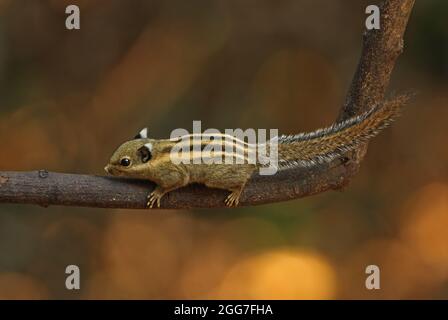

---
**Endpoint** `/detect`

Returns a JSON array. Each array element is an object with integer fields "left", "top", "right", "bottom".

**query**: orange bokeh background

[{"left": 0, "top": 0, "right": 447, "bottom": 299}]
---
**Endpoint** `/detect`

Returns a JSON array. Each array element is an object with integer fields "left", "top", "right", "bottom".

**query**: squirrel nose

[{"left": 104, "top": 165, "right": 111, "bottom": 174}]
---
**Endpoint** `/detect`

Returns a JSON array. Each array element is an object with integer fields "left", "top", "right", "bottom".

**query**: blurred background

[{"left": 0, "top": 0, "right": 447, "bottom": 299}]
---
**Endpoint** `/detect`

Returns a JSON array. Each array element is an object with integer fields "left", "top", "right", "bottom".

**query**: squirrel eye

[{"left": 120, "top": 158, "right": 131, "bottom": 167}]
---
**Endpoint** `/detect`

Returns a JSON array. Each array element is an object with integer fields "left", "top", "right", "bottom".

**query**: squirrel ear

[
  {"left": 134, "top": 127, "right": 149, "bottom": 139},
  {"left": 137, "top": 144, "right": 152, "bottom": 163}
]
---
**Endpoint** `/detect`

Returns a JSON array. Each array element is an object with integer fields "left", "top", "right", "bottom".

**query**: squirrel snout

[{"left": 104, "top": 165, "right": 112, "bottom": 174}]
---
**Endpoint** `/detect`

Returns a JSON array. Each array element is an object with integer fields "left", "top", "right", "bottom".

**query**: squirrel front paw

[
  {"left": 146, "top": 188, "right": 164, "bottom": 208},
  {"left": 224, "top": 190, "right": 242, "bottom": 207}
]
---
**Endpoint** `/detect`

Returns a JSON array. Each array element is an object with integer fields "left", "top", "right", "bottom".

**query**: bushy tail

[{"left": 276, "top": 95, "right": 410, "bottom": 169}]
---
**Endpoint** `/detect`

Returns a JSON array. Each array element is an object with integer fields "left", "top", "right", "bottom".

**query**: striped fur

[{"left": 167, "top": 133, "right": 258, "bottom": 165}]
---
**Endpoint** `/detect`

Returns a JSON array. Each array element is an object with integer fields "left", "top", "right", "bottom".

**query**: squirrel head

[{"left": 105, "top": 128, "right": 154, "bottom": 177}]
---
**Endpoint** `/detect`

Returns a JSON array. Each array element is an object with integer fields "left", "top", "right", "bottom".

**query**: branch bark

[{"left": 0, "top": 0, "right": 415, "bottom": 209}]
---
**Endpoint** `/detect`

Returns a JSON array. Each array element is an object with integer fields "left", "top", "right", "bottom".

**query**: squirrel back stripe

[{"left": 276, "top": 95, "right": 410, "bottom": 169}]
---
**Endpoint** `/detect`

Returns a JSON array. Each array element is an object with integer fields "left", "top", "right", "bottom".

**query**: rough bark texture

[{"left": 0, "top": 0, "right": 415, "bottom": 209}]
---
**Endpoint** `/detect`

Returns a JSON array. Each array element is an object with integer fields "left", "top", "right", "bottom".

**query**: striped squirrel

[{"left": 105, "top": 96, "right": 408, "bottom": 208}]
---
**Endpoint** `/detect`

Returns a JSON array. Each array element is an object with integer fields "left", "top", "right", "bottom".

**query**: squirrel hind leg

[{"left": 204, "top": 178, "right": 247, "bottom": 207}]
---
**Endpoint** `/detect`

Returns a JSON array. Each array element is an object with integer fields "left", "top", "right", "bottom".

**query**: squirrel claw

[
  {"left": 146, "top": 190, "right": 162, "bottom": 208},
  {"left": 225, "top": 191, "right": 241, "bottom": 207}
]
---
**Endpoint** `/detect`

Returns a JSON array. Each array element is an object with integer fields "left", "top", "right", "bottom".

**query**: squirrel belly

[{"left": 186, "top": 163, "right": 256, "bottom": 193}]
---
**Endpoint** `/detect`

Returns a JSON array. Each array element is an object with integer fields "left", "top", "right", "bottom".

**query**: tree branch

[{"left": 0, "top": 0, "right": 415, "bottom": 209}]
